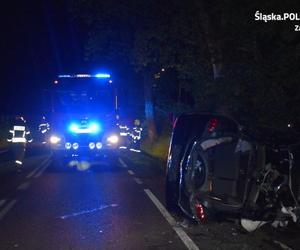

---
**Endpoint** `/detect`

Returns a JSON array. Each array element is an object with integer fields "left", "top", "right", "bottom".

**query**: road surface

[{"left": 0, "top": 146, "right": 299, "bottom": 250}]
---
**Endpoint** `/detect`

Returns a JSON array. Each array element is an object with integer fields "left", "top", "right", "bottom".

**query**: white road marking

[
  {"left": 0, "top": 199, "right": 17, "bottom": 220},
  {"left": 26, "top": 157, "right": 50, "bottom": 178},
  {"left": 59, "top": 204, "right": 118, "bottom": 219},
  {"left": 34, "top": 160, "right": 51, "bottom": 178},
  {"left": 144, "top": 189, "right": 200, "bottom": 250},
  {"left": 127, "top": 170, "right": 135, "bottom": 175},
  {"left": 0, "top": 199, "right": 6, "bottom": 208},
  {"left": 17, "top": 181, "right": 30, "bottom": 190},
  {"left": 118, "top": 157, "right": 128, "bottom": 168},
  {"left": 0, "top": 149, "right": 8, "bottom": 154},
  {"left": 133, "top": 177, "right": 143, "bottom": 185}
]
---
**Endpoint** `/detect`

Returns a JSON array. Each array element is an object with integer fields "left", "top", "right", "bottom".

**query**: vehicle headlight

[
  {"left": 107, "top": 134, "right": 119, "bottom": 144},
  {"left": 89, "top": 142, "right": 95, "bottom": 149},
  {"left": 73, "top": 142, "right": 79, "bottom": 150},
  {"left": 96, "top": 142, "right": 103, "bottom": 149},
  {"left": 50, "top": 135, "right": 61, "bottom": 144}
]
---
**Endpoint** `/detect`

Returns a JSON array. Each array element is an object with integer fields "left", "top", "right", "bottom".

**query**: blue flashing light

[
  {"left": 69, "top": 123, "right": 79, "bottom": 133},
  {"left": 76, "top": 74, "right": 91, "bottom": 78},
  {"left": 89, "top": 122, "right": 101, "bottom": 133},
  {"left": 68, "top": 122, "right": 102, "bottom": 134},
  {"left": 58, "top": 74, "right": 72, "bottom": 78},
  {"left": 94, "top": 73, "right": 111, "bottom": 78},
  {"left": 57, "top": 73, "right": 111, "bottom": 79}
]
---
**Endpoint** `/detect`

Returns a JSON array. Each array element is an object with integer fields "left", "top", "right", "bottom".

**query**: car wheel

[
  {"left": 166, "top": 114, "right": 210, "bottom": 214},
  {"left": 183, "top": 142, "right": 211, "bottom": 222}
]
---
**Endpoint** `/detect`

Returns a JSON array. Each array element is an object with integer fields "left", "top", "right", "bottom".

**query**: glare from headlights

[
  {"left": 107, "top": 135, "right": 119, "bottom": 144},
  {"left": 50, "top": 135, "right": 61, "bottom": 144}
]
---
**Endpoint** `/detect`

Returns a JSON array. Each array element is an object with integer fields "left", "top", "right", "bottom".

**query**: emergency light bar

[
  {"left": 58, "top": 73, "right": 111, "bottom": 79},
  {"left": 95, "top": 73, "right": 111, "bottom": 78},
  {"left": 69, "top": 122, "right": 102, "bottom": 134}
]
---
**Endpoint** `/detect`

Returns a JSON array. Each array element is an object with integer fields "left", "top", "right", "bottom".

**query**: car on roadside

[{"left": 166, "top": 113, "right": 300, "bottom": 232}]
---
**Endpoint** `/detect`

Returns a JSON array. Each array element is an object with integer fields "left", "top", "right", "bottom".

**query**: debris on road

[
  {"left": 59, "top": 204, "right": 118, "bottom": 219},
  {"left": 273, "top": 240, "right": 293, "bottom": 250}
]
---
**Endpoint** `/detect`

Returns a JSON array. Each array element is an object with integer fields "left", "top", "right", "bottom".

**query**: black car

[{"left": 166, "top": 113, "right": 300, "bottom": 231}]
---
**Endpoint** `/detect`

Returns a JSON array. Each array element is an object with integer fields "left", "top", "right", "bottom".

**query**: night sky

[{"left": 0, "top": 0, "right": 84, "bottom": 115}]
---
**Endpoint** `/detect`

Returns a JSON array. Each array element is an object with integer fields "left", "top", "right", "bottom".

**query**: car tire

[
  {"left": 182, "top": 141, "right": 213, "bottom": 223},
  {"left": 165, "top": 145, "right": 182, "bottom": 212},
  {"left": 165, "top": 114, "right": 211, "bottom": 214}
]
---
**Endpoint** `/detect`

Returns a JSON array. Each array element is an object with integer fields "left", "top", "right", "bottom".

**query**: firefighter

[
  {"left": 38, "top": 116, "right": 50, "bottom": 144},
  {"left": 118, "top": 123, "right": 130, "bottom": 149},
  {"left": 7, "top": 116, "right": 33, "bottom": 171},
  {"left": 130, "top": 119, "right": 143, "bottom": 152},
  {"left": 38, "top": 116, "right": 50, "bottom": 134}
]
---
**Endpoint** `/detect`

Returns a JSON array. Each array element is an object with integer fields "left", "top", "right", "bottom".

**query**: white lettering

[
  {"left": 284, "top": 13, "right": 290, "bottom": 20},
  {"left": 255, "top": 11, "right": 260, "bottom": 20},
  {"left": 290, "top": 13, "right": 296, "bottom": 20}
]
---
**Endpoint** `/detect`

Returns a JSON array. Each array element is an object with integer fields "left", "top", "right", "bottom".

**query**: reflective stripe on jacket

[{"left": 8, "top": 125, "right": 32, "bottom": 143}]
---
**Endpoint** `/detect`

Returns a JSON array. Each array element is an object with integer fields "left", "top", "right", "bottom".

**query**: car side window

[{"left": 219, "top": 117, "right": 239, "bottom": 136}]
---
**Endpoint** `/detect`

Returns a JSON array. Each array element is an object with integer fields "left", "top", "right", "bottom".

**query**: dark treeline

[{"left": 71, "top": 0, "right": 300, "bottom": 134}]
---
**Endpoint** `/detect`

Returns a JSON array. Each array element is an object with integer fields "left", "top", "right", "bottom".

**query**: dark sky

[{"left": 0, "top": 0, "right": 84, "bottom": 115}]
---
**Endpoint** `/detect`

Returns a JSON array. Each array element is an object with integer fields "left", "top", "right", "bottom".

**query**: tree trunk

[
  {"left": 196, "top": 1, "right": 223, "bottom": 80},
  {"left": 144, "top": 71, "right": 157, "bottom": 143},
  {"left": 196, "top": 0, "right": 229, "bottom": 114}
]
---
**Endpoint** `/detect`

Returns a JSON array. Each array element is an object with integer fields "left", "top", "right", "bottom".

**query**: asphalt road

[
  {"left": 0, "top": 147, "right": 192, "bottom": 250},
  {"left": 0, "top": 146, "right": 299, "bottom": 250}
]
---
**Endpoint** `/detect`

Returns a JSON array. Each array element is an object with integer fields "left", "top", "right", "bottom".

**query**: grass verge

[{"left": 141, "top": 133, "right": 171, "bottom": 164}]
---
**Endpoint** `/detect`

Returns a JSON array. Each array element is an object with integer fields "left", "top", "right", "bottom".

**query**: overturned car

[{"left": 166, "top": 113, "right": 300, "bottom": 231}]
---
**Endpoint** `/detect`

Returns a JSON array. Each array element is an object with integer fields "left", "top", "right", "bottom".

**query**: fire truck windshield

[{"left": 51, "top": 77, "right": 115, "bottom": 114}]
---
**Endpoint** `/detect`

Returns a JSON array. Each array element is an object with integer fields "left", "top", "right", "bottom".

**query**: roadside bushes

[
  {"left": 0, "top": 116, "right": 11, "bottom": 148},
  {"left": 141, "top": 116, "right": 172, "bottom": 162}
]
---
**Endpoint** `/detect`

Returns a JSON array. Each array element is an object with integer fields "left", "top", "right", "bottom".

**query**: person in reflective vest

[
  {"left": 119, "top": 124, "right": 130, "bottom": 137},
  {"left": 118, "top": 122, "right": 131, "bottom": 149},
  {"left": 38, "top": 116, "right": 50, "bottom": 134},
  {"left": 38, "top": 116, "right": 50, "bottom": 144},
  {"left": 7, "top": 116, "right": 33, "bottom": 171},
  {"left": 130, "top": 119, "right": 143, "bottom": 152}
]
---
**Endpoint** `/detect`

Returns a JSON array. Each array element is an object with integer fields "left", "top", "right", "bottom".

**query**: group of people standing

[{"left": 6, "top": 115, "right": 143, "bottom": 171}]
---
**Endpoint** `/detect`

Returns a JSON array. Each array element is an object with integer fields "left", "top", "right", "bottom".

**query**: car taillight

[
  {"left": 195, "top": 203, "right": 205, "bottom": 221},
  {"left": 208, "top": 118, "right": 218, "bottom": 132}
]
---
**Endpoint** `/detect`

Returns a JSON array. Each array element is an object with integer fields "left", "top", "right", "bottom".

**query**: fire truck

[{"left": 46, "top": 73, "right": 122, "bottom": 158}]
